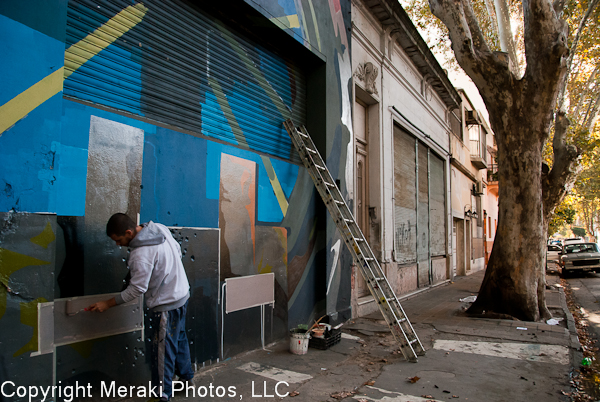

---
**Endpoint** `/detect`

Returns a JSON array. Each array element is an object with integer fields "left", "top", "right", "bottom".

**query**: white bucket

[{"left": 289, "top": 330, "right": 310, "bottom": 355}]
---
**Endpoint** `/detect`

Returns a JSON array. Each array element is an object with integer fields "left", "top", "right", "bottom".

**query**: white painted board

[
  {"left": 225, "top": 273, "right": 274, "bottom": 313},
  {"left": 52, "top": 293, "right": 143, "bottom": 346}
]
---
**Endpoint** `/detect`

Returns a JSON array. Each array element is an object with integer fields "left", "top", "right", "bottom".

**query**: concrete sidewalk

[{"left": 171, "top": 270, "right": 580, "bottom": 401}]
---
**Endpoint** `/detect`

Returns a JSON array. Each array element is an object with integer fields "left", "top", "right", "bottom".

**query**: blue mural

[{"left": 0, "top": 0, "right": 353, "bottom": 395}]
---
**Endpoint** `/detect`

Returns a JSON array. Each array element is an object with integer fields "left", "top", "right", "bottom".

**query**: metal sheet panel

[
  {"left": 84, "top": 116, "right": 144, "bottom": 295},
  {"left": 64, "top": 0, "right": 307, "bottom": 163}
]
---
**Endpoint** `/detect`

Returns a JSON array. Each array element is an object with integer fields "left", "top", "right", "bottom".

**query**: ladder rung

[
  {"left": 334, "top": 200, "right": 344, "bottom": 205},
  {"left": 408, "top": 339, "right": 418, "bottom": 345},
  {"left": 299, "top": 132, "right": 309, "bottom": 138},
  {"left": 324, "top": 182, "right": 335, "bottom": 187},
  {"left": 315, "top": 165, "right": 326, "bottom": 171},
  {"left": 354, "top": 238, "right": 365, "bottom": 242},
  {"left": 364, "top": 257, "right": 374, "bottom": 261},
  {"left": 306, "top": 148, "right": 317, "bottom": 154}
]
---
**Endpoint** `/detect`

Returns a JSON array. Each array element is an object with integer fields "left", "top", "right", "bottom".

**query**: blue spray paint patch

[
  {"left": 205, "top": 141, "right": 222, "bottom": 201},
  {"left": 257, "top": 162, "right": 284, "bottom": 223},
  {"left": 50, "top": 142, "right": 88, "bottom": 216},
  {"left": 0, "top": 14, "right": 65, "bottom": 105},
  {"left": 140, "top": 127, "right": 218, "bottom": 228},
  {"left": 200, "top": 91, "right": 238, "bottom": 145}
]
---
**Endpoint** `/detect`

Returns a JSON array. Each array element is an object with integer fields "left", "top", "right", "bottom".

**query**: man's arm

[{"left": 87, "top": 297, "right": 117, "bottom": 313}]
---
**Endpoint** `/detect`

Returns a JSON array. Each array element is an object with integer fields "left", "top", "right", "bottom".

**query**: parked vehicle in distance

[
  {"left": 559, "top": 242, "right": 600, "bottom": 276},
  {"left": 563, "top": 237, "right": 584, "bottom": 246}
]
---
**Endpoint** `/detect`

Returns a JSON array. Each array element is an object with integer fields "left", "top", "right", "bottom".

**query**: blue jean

[{"left": 151, "top": 301, "right": 193, "bottom": 399}]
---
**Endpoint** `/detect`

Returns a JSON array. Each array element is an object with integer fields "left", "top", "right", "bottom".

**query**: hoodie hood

[{"left": 129, "top": 221, "right": 166, "bottom": 248}]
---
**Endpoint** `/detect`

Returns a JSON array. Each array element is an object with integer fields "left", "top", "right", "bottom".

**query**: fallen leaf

[
  {"left": 365, "top": 380, "right": 375, "bottom": 386},
  {"left": 421, "top": 395, "right": 434, "bottom": 398},
  {"left": 289, "top": 391, "right": 299, "bottom": 397},
  {"left": 453, "top": 396, "right": 459, "bottom": 398},
  {"left": 381, "top": 358, "right": 388, "bottom": 363},
  {"left": 408, "top": 376, "right": 420, "bottom": 383},
  {"left": 369, "top": 362, "right": 375, "bottom": 365},
  {"left": 331, "top": 391, "right": 354, "bottom": 399}
]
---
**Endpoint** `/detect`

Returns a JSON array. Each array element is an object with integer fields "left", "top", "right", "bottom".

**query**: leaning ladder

[{"left": 284, "top": 119, "right": 425, "bottom": 363}]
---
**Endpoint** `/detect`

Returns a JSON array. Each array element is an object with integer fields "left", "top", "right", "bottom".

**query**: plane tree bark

[{"left": 428, "top": 0, "right": 579, "bottom": 320}]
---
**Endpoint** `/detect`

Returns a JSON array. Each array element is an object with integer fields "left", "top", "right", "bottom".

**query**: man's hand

[{"left": 87, "top": 298, "right": 117, "bottom": 313}]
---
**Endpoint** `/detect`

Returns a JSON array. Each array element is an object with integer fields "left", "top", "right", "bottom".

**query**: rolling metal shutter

[
  {"left": 393, "top": 126, "right": 417, "bottom": 264},
  {"left": 394, "top": 125, "right": 447, "bottom": 285},
  {"left": 64, "top": 0, "right": 307, "bottom": 162}
]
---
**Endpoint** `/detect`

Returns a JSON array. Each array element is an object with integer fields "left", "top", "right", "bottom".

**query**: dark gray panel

[
  {"left": 169, "top": 227, "right": 220, "bottom": 366},
  {"left": 55, "top": 331, "right": 151, "bottom": 390}
]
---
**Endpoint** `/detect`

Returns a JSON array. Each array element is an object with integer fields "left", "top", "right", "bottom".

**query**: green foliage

[
  {"left": 572, "top": 227, "right": 587, "bottom": 237},
  {"left": 548, "top": 202, "right": 576, "bottom": 236}
]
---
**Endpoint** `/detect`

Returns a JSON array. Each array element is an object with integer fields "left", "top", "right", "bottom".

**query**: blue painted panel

[
  {"left": 0, "top": 95, "right": 62, "bottom": 213},
  {"left": 0, "top": 14, "right": 65, "bottom": 105},
  {"left": 140, "top": 128, "right": 219, "bottom": 228}
]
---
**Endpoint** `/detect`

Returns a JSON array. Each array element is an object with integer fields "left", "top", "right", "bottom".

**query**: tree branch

[
  {"left": 556, "top": 0, "right": 600, "bottom": 111},
  {"left": 428, "top": 0, "right": 515, "bottom": 110},
  {"left": 523, "top": 0, "right": 569, "bottom": 86},
  {"left": 542, "top": 111, "right": 582, "bottom": 224}
]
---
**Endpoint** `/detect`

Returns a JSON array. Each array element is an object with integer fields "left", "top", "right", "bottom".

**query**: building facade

[
  {"left": 0, "top": 0, "right": 354, "bottom": 392},
  {"left": 450, "top": 89, "right": 495, "bottom": 276},
  {"left": 350, "top": 0, "right": 461, "bottom": 316}
]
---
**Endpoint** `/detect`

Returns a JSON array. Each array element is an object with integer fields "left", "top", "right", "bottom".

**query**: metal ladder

[{"left": 284, "top": 119, "right": 425, "bottom": 363}]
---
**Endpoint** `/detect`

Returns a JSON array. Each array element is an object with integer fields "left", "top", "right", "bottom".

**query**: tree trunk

[
  {"left": 428, "top": 0, "right": 572, "bottom": 322},
  {"left": 467, "top": 116, "right": 550, "bottom": 321}
]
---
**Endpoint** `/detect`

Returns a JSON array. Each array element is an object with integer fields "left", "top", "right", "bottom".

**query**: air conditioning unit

[
  {"left": 474, "top": 181, "right": 484, "bottom": 195},
  {"left": 466, "top": 110, "right": 480, "bottom": 125}
]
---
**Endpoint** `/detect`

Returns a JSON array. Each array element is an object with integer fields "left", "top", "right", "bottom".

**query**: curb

[{"left": 558, "top": 284, "right": 583, "bottom": 368}]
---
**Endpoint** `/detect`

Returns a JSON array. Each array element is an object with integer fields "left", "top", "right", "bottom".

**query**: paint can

[{"left": 289, "top": 329, "right": 310, "bottom": 355}]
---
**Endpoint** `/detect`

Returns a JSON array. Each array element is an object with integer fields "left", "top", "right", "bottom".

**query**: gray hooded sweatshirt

[{"left": 115, "top": 221, "right": 190, "bottom": 311}]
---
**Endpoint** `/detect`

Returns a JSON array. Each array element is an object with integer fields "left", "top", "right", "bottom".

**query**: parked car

[
  {"left": 559, "top": 242, "right": 600, "bottom": 276},
  {"left": 546, "top": 244, "right": 562, "bottom": 271}
]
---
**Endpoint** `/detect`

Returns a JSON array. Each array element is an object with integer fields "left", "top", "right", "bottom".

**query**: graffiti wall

[{"left": 0, "top": 0, "right": 352, "bottom": 395}]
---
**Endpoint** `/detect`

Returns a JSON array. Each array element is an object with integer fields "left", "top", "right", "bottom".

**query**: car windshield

[{"left": 564, "top": 243, "right": 599, "bottom": 254}]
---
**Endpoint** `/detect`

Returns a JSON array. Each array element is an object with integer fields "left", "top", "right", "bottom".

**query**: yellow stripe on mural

[
  {"left": 0, "top": 68, "right": 64, "bottom": 134},
  {"left": 261, "top": 156, "right": 289, "bottom": 216},
  {"left": 0, "top": 3, "right": 147, "bottom": 135},
  {"left": 64, "top": 3, "right": 148, "bottom": 78}
]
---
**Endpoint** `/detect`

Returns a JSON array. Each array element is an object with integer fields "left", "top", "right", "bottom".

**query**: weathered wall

[{"left": 0, "top": 0, "right": 352, "bottom": 393}]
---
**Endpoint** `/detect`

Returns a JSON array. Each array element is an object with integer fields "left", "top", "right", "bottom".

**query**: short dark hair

[{"left": 106, "top": 213, "right": 137, "bottom": 237}]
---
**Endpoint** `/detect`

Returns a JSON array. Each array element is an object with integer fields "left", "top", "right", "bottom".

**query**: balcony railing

[
  {"left": 469, "top": 125, "right": 487, "bottom": 169},
  {"left": 487, "top": 163, "right": 498, "bottom": 182}
]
